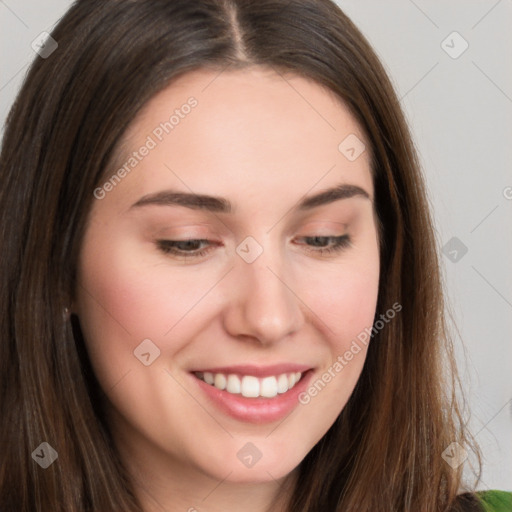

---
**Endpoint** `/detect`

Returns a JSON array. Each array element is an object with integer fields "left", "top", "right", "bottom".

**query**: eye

[
  {"left": 295, "top": 235, "right": 352, "bottom": 255},
  {"left": 156, "top": 239, "right": 214, "bottom": 259},
  {"left": 155, "top": 234, "right": 352, "bottom": 260}
]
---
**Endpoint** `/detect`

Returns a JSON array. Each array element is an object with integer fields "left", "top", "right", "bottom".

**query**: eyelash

[{"left": 156, "top": 235, "right": 351, "bottom": 259}]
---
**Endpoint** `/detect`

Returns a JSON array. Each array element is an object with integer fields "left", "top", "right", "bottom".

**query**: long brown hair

[{"left": 0, "top": 0, "right": 480, "bottom": 510}]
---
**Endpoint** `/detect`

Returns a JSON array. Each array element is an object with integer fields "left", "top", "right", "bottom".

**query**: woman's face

[{"left": 76, "top": 67, "right": 380, "bottom": 486}]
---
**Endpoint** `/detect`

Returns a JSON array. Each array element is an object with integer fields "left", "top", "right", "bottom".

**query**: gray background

[{"left": 1, "top": 0, "right": 510, "bottom": 492}]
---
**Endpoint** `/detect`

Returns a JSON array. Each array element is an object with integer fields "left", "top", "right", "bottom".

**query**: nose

[{"left": 222, "top": 243, "right": 305, "bottom": 346}]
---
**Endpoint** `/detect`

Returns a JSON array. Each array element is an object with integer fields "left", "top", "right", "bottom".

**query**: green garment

[{"left": 477, "top": 490, "right": 512, "bottom": 512}]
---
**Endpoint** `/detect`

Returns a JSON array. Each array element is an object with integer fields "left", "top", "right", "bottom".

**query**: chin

[{"left": 193, "top": 442, "right": 305, "bottom": 484}]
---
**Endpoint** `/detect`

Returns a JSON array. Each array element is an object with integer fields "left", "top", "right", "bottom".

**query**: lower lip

[{"left": 190, "top": 370, "right": 314, "bottom": 424}]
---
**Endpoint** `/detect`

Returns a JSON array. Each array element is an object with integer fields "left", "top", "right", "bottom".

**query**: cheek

[
  {"left": 328, "top": 271, "right": 379, "bottom": 339},
  {"left": 301, "top": 239, "right": 379, "bottom": 379},
  {"left": 308, "top": 251, "right": 380, "bottom": 345},
  {"left": 77, "top": 225, "right": 210, "bottom": 335},
  {"left": 75, "top": 229, "right": 190, "bottom": 386},
  {"left": 294, "top": 256, "right": 379, "bottom": 432},
  {"left": 317, "top": 269, "right": 378, "bottom": 384}
]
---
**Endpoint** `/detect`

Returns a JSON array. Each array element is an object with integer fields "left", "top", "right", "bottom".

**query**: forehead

[{"left": 103, "top": 66, "right": 373, "bottom": 213}]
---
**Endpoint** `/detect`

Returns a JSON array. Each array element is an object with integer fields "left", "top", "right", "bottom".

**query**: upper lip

[{"left": 191, "top": 363, "right": 313, "bottom": 378}]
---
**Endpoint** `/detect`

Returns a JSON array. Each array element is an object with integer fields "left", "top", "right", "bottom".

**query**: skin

[{"left": 75, "top": 66, "right": 380, "bottom": 512}]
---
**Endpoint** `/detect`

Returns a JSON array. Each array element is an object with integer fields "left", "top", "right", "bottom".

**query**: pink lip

[
  {"left": 189, "top": 368, "right": 314, "bottom": 424},
  {"left": 190, "top": 363, "right": 312, "bottom": 378}
]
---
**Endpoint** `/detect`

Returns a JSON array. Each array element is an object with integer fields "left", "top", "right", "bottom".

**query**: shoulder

[{"left": 475, "top": 490, "right": 512, "bottom": 512}]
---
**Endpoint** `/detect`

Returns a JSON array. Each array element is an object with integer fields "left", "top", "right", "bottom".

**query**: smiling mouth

[{"left": 193, "top": 371, "right": 304, "bottom": 398}]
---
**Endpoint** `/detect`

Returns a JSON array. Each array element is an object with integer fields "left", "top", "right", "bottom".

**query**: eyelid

[
  {"left": 291, "top": 218, "right": 348, "bottom": 230},
  {"left": 155, "top": 233, "right": 352, "bottom": 260},
  {"left": 293, "top": 234, "right": 352, "bottom": 255},
  {"left": 152, "top": 224, "right": 216, "bottom": 237}
]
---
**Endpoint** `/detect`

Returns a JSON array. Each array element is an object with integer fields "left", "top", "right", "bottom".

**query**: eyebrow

[{"left": 129, "top": 183, "right": 370, "bottom": 214}]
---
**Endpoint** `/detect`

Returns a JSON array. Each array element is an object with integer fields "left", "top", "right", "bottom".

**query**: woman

[{"left": 0, "top": 0, "right": 510, "bottom": 510}]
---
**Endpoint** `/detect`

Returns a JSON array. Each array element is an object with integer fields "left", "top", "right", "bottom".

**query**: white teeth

[
  {"left": 214, "top": 373, "right": 226, "bottom": 390},
  {"left": 241, "top": 376, "right": 260, "bottom": 397},
  {"left": 226, "top": 374, "right": 241, "bottom": 394},
  {"left": 260, "top": 376, "right": 278, "bottom": 398},
  {"left": 196, "top": 371, "right": 304, "bottom": 398},
  {"left": 277, "top": 374, "right": 289, "bottom": 393}
]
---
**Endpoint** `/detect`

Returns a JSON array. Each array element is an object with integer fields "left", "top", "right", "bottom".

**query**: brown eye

[{"left": 156, "top": 239, "right": 213, "bottom": 258}]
